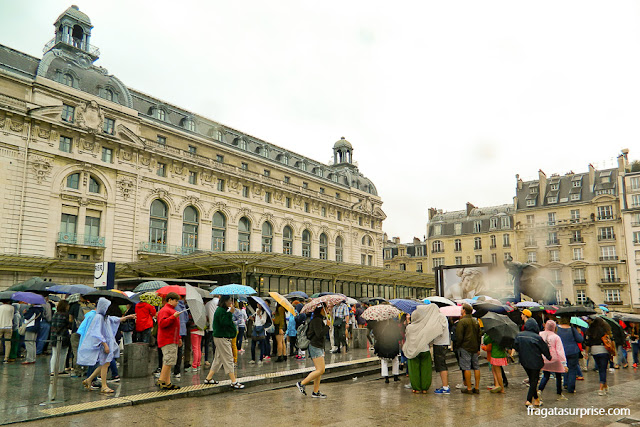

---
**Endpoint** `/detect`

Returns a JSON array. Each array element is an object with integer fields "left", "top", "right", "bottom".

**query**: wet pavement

[
  {"left": 16, "top": 362, "right": 640, "bottom": 427},
  {"left": 0, "top": 345, "right": 376, "bottom": 425}
]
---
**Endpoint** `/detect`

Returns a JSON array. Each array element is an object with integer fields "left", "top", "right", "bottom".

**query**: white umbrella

[
  {"left": 345, "top": 297, "right": 358, "bottom": 306},
  {"left": 185, "top": 283, "right": 207, "bottom": 330}
]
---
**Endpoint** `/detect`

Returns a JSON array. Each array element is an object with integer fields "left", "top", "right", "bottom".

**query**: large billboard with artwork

[{"left": 436, "top": 264, "right": 491, "bottom": 300}]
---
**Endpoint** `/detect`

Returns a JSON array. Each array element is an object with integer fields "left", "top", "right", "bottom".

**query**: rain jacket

[
  {"left": 157, "top": 303, "right": 180, "bottom": 348},
  {"left": 77, "top": 298, "right": 120, "bottom": 366},
  {"left": 454, "top": 313, "right": 481, "bottom": 353},
  {"left": 513, "top": 318, "right": 551, "bottom": 370},
  {"left": 135, "top": 302, "right": 156, "bottom": 332},
  {"left": 402, "top": 304, "right": 447, "bottom": 360},
  {"left": 539, "top": 320, "right": 566, "bottom": 373}
]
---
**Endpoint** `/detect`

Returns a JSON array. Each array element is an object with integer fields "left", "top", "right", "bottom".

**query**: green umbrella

[{"left": 7, "top": 277, "right": 44, "bottom": 291}]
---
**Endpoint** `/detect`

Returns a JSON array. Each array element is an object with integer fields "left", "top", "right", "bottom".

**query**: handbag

[
  {"left": 602, "top": 334, "right": 616, "bottom": 356},
  {"left": 252, "top": 325, "right": 265, "bottom": 340},
  {"left": 18, "top": 314, "right": 40, "bottom": 336}
]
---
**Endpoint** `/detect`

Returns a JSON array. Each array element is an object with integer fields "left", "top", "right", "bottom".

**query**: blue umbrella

[
  {"left": 287, "top": 291, "right": 309, "bottom": 299},
  {"left": 11, "top": 291, "right": 46, "bottom": 305},
  {"left": 133, "top": 280, "right": 169, "bottom": 292},
  {"left": 599, "top": 306, "right": 610, "bottom": 313},
  {"left": 248, "top": 296, "right": 272, "bottom": 317},
  {"left": 389, "top": 299, "right": 425, "bottom": 314},
  {"left": 210, "top": 284, "right": 256, "bottom": 295},
  {"left": 236, "top": 295, "right": 248, "bottom": 303},
  {"left": 47, "top": 284, "right": 95, "bottom": 295}
]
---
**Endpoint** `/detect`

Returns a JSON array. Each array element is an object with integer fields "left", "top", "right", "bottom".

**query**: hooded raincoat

[
  {"left": 539, "top": 320, "right": 566, "bottom": 373},
  {"left": 77, "top": 298, "right": 121, "bottom": 367},
  {"left": 514, "top": 318, "right": 551, "bottom": 370}
]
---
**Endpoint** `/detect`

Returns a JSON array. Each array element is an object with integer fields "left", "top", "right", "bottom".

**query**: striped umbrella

[{"left": 133, "top": 281, "right": 169, "bottom": 293}]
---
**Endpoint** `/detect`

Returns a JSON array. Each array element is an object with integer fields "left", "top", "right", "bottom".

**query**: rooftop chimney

[{"left": 466, "top": 202, "right": 476, "bottom": 216}]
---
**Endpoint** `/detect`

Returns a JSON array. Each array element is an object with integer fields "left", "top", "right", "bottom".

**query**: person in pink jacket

[{"left": 538, "top": 320, "right": 568, "bottom": 401}]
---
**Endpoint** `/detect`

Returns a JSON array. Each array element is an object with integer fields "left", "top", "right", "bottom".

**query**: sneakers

[
  {"left": 557, "top": 394, "right": 568, "bottom": 401},
  {"left": 204, "top": 361, "right": 211, "bottom": 367},
  {"left": 455, "top": 383, "right": 465, "bottom": 389},
  {"left": 264, "top": 356, "right": 271, "bottom": 360},
  {"left": 174, "top": 373, "right": 181, "bottom": 379},
  {"left": 598, "top": 389, "right": 605, "bottom": 396},
  {"left": 296, "top": 381, "right": 306, "bottom": 395},
  {"left": 311, "top": 391, "right": 327, "bottom": 398},
  {"left": 634, "top": 363, "right": 638, "bottom": 368},
  {"left": 258, "top": 361, "right": 263, "bottom": 366},
  {"left": 108, "top": 376, "right": 120, "bottom": 382},
  {"left": 248, "top": 360, "right": 256, "bottom": 364},
  {"left": 434, "top": 387, "right": 451, "bottom": 395}
]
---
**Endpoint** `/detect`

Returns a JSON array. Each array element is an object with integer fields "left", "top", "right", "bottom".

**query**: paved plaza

[{"left": 11, "top": 359, "right": 640, "bottom": 427}]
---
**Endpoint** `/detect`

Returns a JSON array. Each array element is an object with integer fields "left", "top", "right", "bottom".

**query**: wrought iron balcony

[
  {"left": 569, "top": 237, "right": 584, "bottom": 244},
  {"left": 601, "top": 277, "right": 621, "bottom": 283},
  {"left": 598, "top": 234, "right": 615, "bottom": 241},
  {"left": 139, "top": 241, "right": 167, "bottom": 254},
  {"left": 573, "top": 279, "right": 587, "bottom": 284},
  {"left": 57, "top": 232, "right": 106, "bottom": 248},
  {"left": 546, "top": 240, "right": 560, "bottom": 246},
  {"left": 524, "top": 240, "right": 537, "bottom": 248},
  {"left": 599, "top": 256, "right": 619, "bottom": 261}
]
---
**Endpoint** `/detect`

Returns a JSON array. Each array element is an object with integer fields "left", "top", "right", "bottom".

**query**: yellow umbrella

[{"left": 268, "top": 291, "right": 296, "bottom": 315}]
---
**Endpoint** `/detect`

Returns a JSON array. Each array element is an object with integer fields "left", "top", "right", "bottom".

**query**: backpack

[{"left": 296, "top": 320, "right": 311, "bottom": 350}]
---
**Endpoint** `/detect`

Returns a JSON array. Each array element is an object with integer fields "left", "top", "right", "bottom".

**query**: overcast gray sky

[{"left": 2, "top": 1, "right": 638, "bottom": 241}]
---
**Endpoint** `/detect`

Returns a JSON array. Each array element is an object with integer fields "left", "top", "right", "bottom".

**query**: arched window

[
  {"left": 302, "top": 229, "right": 311, "bottom": 257},
  {"left": 66, "top": 173, "right": 80, "bottom": 189},
  {"left": 238, "top": 217, "right": 251, "bottom": 251},
  {"left": 62, "top": 73, "right": 74, "bottom": 87},
  {"left": 362, "top": 235, "right": 372, "bottom": 246},
  {"left": 238, "top": 139, "right": 247, "bottom": 150},
  {"left": 88, "top": 176, "right": 100, "bottom": 193},
  {"left": 156, "top": 108, "right": 165, "bottom": 121},
  {"left": 211, "top": 212, "right": 226, "bottom": 252},
  {"left": 432, "top": 240, "right": 443, "bottom": 253},
  {"left": 282, "top": 155, "right": 289, "bottom": 165},
  {"left": 149, "top": 200, "right": 168, "bottom": 252},
  {"left": 300, "top": 162, "right": 307, "bottom": 172},
  {"left": 104, "top": 89, "right": 114, "bottom": 102},
  {"left": 335, "top": 236, "right": 344, "bottom": 262},
  {"left": 283, "top": 225, "right": 293, "bottom": 255},
  {"left": 215, "top": 130, "right": 224, "bottom": 141},
  {"left": 261, "top": 221, "right": 273, "bottom": 253},
  {"left": 182, "top": 206, "right": 199, "bottom": 252},
  {"left": 183, "top": 118, "right": 196, "bottom": 132},
  {"left": 319, "top": 233, "right": 328, "bottom": 260}
]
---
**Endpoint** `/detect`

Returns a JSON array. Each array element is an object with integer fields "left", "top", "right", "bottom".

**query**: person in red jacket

[
  {"left": 135, "top": 301, "right": 157, "bottom": 343},
  {"left": 157, "top": 293, "right": 182, "bottom": 390}
]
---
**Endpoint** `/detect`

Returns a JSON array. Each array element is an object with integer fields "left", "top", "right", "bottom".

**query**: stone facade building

[
  {"left": 513, "top": 154, "right": 630, "bottom": 308},
  {"left": 0, "top": 7, "right": 387, "bottom": 288},
  {"left": 619, "top": 153, "right": 640, "bottom": 308},
  {"left": 382, "top": 236, "right": 428, "bottom": 274},
  {"left": 426, "top": 203, "right": 515, "bottom": 270}
]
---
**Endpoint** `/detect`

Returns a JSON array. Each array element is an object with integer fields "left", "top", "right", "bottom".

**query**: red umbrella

[{"left": 156, "top": 285, "right": 186, "bottom": 296}]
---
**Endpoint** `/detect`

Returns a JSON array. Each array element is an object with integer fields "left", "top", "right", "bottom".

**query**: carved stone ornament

[
  {"left": 76, "top": 101, "right": 105, "bottom": 134},
  {"left": 81, "top": 138, "right": 96, "bottom": 152},
  {"left": 152, "top": 188, "right": 169, "bottom": 199},
  {"left": 118, "top": 178, "right": 134, "bottom": 200},
  {"left": 31, "top": 156, "right": 52, "bottom": 184},
  {"left": 9, "top": 119, "right": 23, "bottom": 133},
  {"left": 0, "top": 115, "right": 5, "bottom": 129},
  {"left": 140, "top": 156, "right": 151, "bottom": 167},
  {"left": 37, "top": 127, "right": 50, "bottom": 140},
  {"left": 121, "top": 150, "right": 133, "bottom": 161},
  {"left": 185, "top": 195, "right": 200, "bottom": 206}
]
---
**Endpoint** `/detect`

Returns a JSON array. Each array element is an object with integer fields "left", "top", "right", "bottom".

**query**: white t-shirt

[
  {"left": 0, "top": 304, "right": 14, "bottom": 329},
  {"left": 205, "top": 298, "right": 219, "bottom": 330},
  {"left": 432, "top": 322, "right": 451, "bottom": 346}
]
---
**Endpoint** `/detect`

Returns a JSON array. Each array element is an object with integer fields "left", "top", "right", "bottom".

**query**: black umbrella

[
  {"left": 472, "top": 302, "right": 513, "bottom": 318},
  {"left": 480, "top": 311, "right": 519, "bottom": 348},
  {"left": 598, "top": 315, "right": 625, "bottom": 346},
  {"left": 555, "top": 306, "right": 596, "bottom": 317},
  {"left": 84, "top": 290, "right": 134, "bottom": 306}
]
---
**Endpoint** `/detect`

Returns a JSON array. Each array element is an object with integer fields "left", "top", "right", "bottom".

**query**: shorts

[
  {"left": 458, "top": 348, "right": 479, "bottom": 371},
  {"left": 161, "top": 343, "right": 178, "bottom": 366},
  {"left": 433, "top": 345, "right": 449, "bottom": 372},
  {"left": 308, "top": 344, "right": 325, "bottom": 360}
]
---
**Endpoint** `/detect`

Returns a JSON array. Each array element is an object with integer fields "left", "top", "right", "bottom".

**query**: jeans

[
  {"left": 288, "top": 336, "right": 297, "bottom": 356},
  {"left": 524, "top": 367, "right": 540, "bottom": 402},
  {"left": 251, "top": 338, "right": 266, "bottom": 361},
  {"left": 632, "top": 343, "right": 639, "bottom": 365},
  {"left": 619, "top": 346, "right": 628, "bottom": 366},
  {"left": 593, "top": 353, "right": 609, "bottom": 384},
  {"left": 123, "top": 331, "right": 133, "bottom": 345},
  {"left": 36, "top": 321, "right": 50, "bottom": 354},
  {"left": 25, "top": 331, "right": 37, "bottom": 362},
  {"left": 539, "top": 371, "right": 562, "bottom": 394},
  {"left": 136, "top": 328, "right": 152, "bottom": 344},
  {"left": 203, "top": 331, "right": 213, "bottom": 362},
  {"left": 50, "top": 345, "right": 69, "bottom": 374},
  {"left": 236, "top": 327, "right": 245, "bottom": 351},
  {"left": 563, "top": 353, "right": 579, "bottom": 393}
]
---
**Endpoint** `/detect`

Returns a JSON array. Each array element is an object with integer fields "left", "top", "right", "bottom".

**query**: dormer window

[
  {"left": 155, "top": 108, "right": 165, "bottom": 121},
  {"left": 529, "top": 186, "right": 538, "bottom": 194},
  {"left": 316, "top": 168, "right": 323, "bottom": 178},
  {"left": 300, "top": 162, "right": 307, "bottom": 172},
  {"left": 238, "top": 139, "right": 247, "bottom": 150},
  {"left": 62, "top": 73, "right": 74, "bottom": 87},
  {"left": 547, "top": 196, "right": 558, "bottom": 204},
  {"left": 182, "top": 118, "right": 196, "bottom": 132},
  {"left": 550, "top": 183, "right": 559, "bottom": 190},
  {"left": 215, "top": 130, "right": 223, "bottom": 141},
  {"left": 572, "top": 180, "right": 581, "bottom": 187},
  {"left": 282, "top": 155, "right": 289, "bottom": 165}
]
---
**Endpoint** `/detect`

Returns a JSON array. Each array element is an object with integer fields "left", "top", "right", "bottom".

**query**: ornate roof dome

[
  {"left": 333, "top": 136, "right": 353, "bottom": 150},
  {"left": 56, "top": 5, "right": 92, "bottom": 26}
]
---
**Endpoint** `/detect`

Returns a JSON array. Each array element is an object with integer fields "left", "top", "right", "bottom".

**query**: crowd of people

[{"left": 1, "top": 292, "right": 639, "bottom": 407}]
